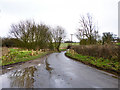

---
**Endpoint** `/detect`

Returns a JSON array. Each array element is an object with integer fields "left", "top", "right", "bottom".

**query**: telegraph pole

[
  {"left": 70, "top": 34, "right": 73, "bottom": 45},
  {"left": 118, "top": 1, "right": 120, "bottom": 38}
]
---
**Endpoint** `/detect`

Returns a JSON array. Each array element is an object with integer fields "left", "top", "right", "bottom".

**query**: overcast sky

[{"left": 0, "top": 0, "right": 119, "bottom": 41}]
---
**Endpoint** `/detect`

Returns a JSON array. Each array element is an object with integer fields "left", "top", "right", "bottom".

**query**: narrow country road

[{"left": 0, "top": 52, "right": 118, "bottom": 88}]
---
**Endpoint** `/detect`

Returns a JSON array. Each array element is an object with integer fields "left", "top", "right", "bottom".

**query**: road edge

[{"left": 65, "top": 52, "right": 119, "bottom": 79}]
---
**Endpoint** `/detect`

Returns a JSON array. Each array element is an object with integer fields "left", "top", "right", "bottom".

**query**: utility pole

[
  {"left": 70, "top": 34, "right": 73, "bottom": 45},
  {"left": 118, "top": 1, "right": 120, "bottom": 38}
]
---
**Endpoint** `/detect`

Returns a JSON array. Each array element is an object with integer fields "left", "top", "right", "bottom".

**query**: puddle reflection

[
  {"left": 1, "top": 58, "right": 53, "bottom": 88},
  {"left": 45, "top": 58, "right": 53, "bottom": 74},
  {"left": 8, "top": 66, "right": 37, "bottom": 88}
]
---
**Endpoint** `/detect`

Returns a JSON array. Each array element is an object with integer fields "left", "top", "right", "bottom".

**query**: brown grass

[
  {"left": 0, "top": 47, "right": 2, "bottom": 57},
  {"left": 2, "top": 47, "right": 9, "bottom": 56}
]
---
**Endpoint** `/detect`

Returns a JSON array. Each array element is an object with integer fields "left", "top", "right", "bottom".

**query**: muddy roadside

[{"left": 0, "top": 53, "right": 51, "bottom": 75}]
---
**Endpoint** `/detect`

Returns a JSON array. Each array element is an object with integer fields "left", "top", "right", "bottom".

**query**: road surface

[{"left": 0, "top": 52, "right": 118, "bottom": 88}]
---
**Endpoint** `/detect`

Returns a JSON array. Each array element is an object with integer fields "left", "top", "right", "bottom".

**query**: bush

[{"left": 71, "top": 45, "right": 119, "bottom": 62}]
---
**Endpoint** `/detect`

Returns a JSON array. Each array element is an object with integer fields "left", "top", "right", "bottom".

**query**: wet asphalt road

[{"left": 0, "top": 52, "right": 118, "bottom": 88}]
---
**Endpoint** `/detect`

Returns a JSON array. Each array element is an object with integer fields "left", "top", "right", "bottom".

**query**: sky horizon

[{"left": 0, "top": 0, "right": 119, "bottom": 41}]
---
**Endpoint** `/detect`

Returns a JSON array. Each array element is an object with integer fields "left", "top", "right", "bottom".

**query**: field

[
  {"left": 1, "top": 48, "right": 50, "bottom": 66},
  {"left": 60, "top": 42, "right": 120, "bottom": 48},
  {"left": 116, "top": 43, "right": 120, "bottom": 45},
  {"left": 60, "top": 43, "right": 79, "bottom": 48}
]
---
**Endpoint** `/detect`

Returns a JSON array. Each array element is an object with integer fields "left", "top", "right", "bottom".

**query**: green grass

[
  {"left": 60, "top": 43, "right": 79, "bottom": 48},
  {"left": 66, "top": 52, "right": 120, "bottom": 73},
  {"left": 1, "top": 48, "right": 50, "bottom": 66},
  {"left": 116, "top": 43, "right": 120, "bottom": 45},
  {"left": 59, "top": 48, "right": 67, "bottom": 51}
]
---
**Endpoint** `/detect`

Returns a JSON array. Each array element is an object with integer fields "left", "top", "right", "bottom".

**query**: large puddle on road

[{"left": 0, "top": 58, "right": 52, "bottom": 88}]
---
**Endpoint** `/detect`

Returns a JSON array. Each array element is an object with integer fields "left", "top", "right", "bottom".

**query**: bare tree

[
  {"left": 10, "top": 20, "right": 36, "bottom": 49},
  {"left": 76, "top": 13, "right": 99, "bottom": 44},
  {"left": 35, "top": 24, "right": 52, "bottom": 49},
  {"left": 9, "top": 20, "right": 53, "bottom": 50},
  {"left": 102, "top": 32, "right": 115, "bottom": 44},
  {"left": 52, "top": 26, "right": 66, "bottom": 51}
]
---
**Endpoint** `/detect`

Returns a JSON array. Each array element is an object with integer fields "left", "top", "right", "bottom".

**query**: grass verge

[
  {"left": 1, "top": 48, "right": 52, "bottom": 66},
  {"left": 65, "top": 52, "right": 120, "bottom": 76}
]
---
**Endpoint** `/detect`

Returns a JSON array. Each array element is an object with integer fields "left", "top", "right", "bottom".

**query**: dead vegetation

[
  {"left": 71, "top": 45, "right": 119, "bottom": 61},
  {"left": 2, "top": 47, "right": 9, "bottom": 56}
]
